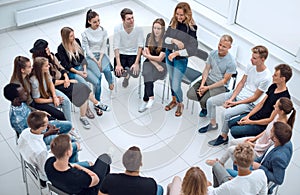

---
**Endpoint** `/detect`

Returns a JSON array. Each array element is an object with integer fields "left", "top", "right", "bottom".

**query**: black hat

[{"left": 29, "top": 39, "right": 48, "bottom": 53}]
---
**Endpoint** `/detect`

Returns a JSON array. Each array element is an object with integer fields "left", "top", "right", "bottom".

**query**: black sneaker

[
  {"left": 198, "top": 123, "right": 218, "bottom": 133},
  {"left": 208, "top": 135, "right": 228, "bottom": 146}
]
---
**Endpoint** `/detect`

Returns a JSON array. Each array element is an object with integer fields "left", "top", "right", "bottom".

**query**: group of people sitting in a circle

[{"left": 3, "top": 1, "right": 297, "bottom": 195}]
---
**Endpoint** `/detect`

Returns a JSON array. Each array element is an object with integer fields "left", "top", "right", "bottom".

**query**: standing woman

[
  {"left": 164, "top": 2, "right": 198, "bottom": 117},
  {"left": 138, "top": 18, "right": 167, "bottom": 112},
  {"left": 29, "top": 57, "right": 72, "bottom": 122},
  {"left": 82, "top": 9, "right": 114, "bottom": 91},
  {"left": 57, "top": 27, "right": 109, "bottom": 116},
  {"left": 10, "top": 56, "right": 65, "bottom": 121},
  {"left": 30, "top": 39, "right": 94, "bottom": 129}
]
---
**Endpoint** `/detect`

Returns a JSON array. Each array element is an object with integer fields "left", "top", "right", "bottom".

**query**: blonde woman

[
  {"left": 167, "top": 167, "right": 209, "bottom": 195},
  {"left": 57, "top": 27, "right": 110, "bottom": 116},
  {"left": 29, "top": 57, "right": 72, "bottom": 122},
  {"left": 164, "top": 2, "right": 198, "bottom": 117}
]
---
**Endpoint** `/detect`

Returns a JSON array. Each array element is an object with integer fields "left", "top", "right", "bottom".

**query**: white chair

[
  {"left": 268, "top": 181, "right": 279, "bottom": 195},
  {"left": 47, "top": 181, "right": 69, "bottom": 195},
  {"left": 21, "top": 155, "right": 44, "bottom": 195}
]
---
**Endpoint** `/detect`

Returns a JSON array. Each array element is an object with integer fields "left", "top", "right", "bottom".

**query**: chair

[
  {"left": 268, "top": 181, "right": 279, "bottom": 195},
  {"left": 22, "top": 155, "right": 44, "bottom": 195},
  {"left": 47, "top": 181, "right": 69, "bottom": 195},
  {"left": 182, "top": 67, "right": 203, "bottom": 114},
  {"left": 227, "top": 71, "right": 238, "bottom": 92}
]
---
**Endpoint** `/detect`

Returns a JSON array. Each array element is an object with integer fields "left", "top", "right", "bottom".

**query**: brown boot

[{"left": 165, "top": 96, "right": 178, "bottom": 111}]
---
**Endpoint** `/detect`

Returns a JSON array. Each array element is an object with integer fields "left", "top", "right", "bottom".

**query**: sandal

[
  {"left": 94, "top": 107, "right": 103, "bottom": 116},
  {"left": 85, "top": 106, "right": 95, "bottom": 119},
  {"left": 175, "top": 103, "right": 184, "bottom": 117},
  {"left": 165, "top": 100, "right": 178, "bottom": 111}
]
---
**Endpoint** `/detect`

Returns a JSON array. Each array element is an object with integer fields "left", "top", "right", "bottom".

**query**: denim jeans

[
  {"left": 69, "top": 142, "right": 90, "bottom": 168},
  {"left": 53, "top": 89, "right": 72, "bottom": 122},
  {"left": 157, "top": 184, "right": 164, "bottom": 195},
  {"left": 165, "top": 50, "right": 188, "bottom": 103},
  {"left": 43, "top": 120, "right": 72, "bottom": 146},
  {"left": 228, "top": 114, "right": 267, "bottom": 138},
  {"left": 86, "top": 53, "right": 113, "bottom": 85},
  {"left": 69, "top": 64, "right": 102, "bottom": 101}
]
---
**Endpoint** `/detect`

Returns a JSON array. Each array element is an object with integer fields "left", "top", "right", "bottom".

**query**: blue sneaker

[
  {"left": 198, "top": 123, "right": 218, "bottom": 133},
  {"left": 199, "top": 109, "right": 207, "bottom": 117},
  {"left": 208, "top": 135, "right": 228, "bottom": 146}
]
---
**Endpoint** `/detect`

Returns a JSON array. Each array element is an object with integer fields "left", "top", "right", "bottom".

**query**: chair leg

[
  {"left": 191, "top": 100, "right": 195, "bottom": 114},
  {"left": 138, "top": 73, "right": 142, "bottom": 99},
  {"left": 162, "top": 78, "right": 166, "bottom": 104},
  {"left": 114, "top": 76, "right": 117, "bottom": 93},
  {"left": 20, "top": 155, "right": 26, "bottom": 183},
  {"left": 22, "top": 158, "right": 30, "bottom": 195}
]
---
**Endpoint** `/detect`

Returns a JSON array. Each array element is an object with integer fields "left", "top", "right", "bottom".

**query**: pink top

[{"left": 254, "top": 115, "right": 278, "bottom": 156}]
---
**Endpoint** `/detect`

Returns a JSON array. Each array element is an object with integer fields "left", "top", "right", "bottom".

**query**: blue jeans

[
  {"left": 54, "top": 89, "right": 72, "bottom": 122},
  {"left": 69, "top": 64, "right": 102, "bottom": 101},
  {"left": 228, "top": 114, "right": 267, "bottom": 138},
  {"left": 43, "top": 120, "right": 72, "bottom": 146},
  {"left": 166, "top": 50, "right": 188, "bottom": 103},
  {"left": 157, "top": 184, "right": 164, "bottom": 195},
  {"left": 86, "top": 53, "right": 113, "bottom": 85},
  {"left": 69, "top": 142, "right": 90, "bottom": 167}
]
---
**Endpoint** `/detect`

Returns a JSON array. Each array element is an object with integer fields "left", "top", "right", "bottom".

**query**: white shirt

[
  {"left": 208, "top": 169, "right": 268, "bottom": 195},
  {"left": 18, "top": 128, "right": 50, "bottom": 181},
  {"left": 113, "top": 23, "right": 144, "bottom": 55},
  {"left": 237, "top": 64, "right": 272, "bottom": 105},
  {"left": 81, "top": 26, "right": 108, "bottom": 58}
]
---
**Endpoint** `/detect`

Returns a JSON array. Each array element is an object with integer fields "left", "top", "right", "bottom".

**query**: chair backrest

[
  {"left": 231, "top": 71, "right": 238, "bottom": 90},
  {"left": 23, "top": 159, "right": 40, "bottom": 181},
  {"left": 182, "top": 67, "right": 202, "bottom": 85},
  {"left": 268, "top": 181, "right": 279, "bottom": 195},
  {"left": 47, "top": 181, "right": 69, "bottom": 195},
  {"left": 22, "top": 156, "right": 44, "bottom": 195},
  {"left": 226, "top": 71, "right": 238, "bottom": 92}
]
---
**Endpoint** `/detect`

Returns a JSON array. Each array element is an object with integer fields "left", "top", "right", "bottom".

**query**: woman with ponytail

[{"left": 82, "top": 9, "right": 114, "bottom": 91}]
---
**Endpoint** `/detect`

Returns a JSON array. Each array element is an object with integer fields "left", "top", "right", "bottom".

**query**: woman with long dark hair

[
  {"left": 30, "top": 39, "right": 94, "bottom": 129},
  {"left": 138, "top": 18, "right": 167, "bottom": 112},
  {"left": 82, "top": 9, "right": 114, "bottom": 91}
]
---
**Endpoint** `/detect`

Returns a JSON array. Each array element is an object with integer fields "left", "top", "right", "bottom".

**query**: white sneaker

[
  {"left": 69, "top": 129, "right": 81, "bottom": 140},
  {"left": 80, "top": 117, "right": 91, "bottom": 129},
  {"left": 146, "top": 98, "right": 155, "bottom": 109},
  {"left": 138, "top": 101, "right": 148, "bottom": 113}
]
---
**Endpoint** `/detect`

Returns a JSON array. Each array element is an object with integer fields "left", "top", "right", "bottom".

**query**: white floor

[{"left": 0, "top": 1, "right": 299, "bottom": 194}]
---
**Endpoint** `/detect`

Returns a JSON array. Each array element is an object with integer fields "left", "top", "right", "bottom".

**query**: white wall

[{"left": 0, "top": 0, "right": 114, "bottom": 31}]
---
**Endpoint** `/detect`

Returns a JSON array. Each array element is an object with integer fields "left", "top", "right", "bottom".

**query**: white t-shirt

[
  {"left": 113, "top": 23, "right": 144, "bottom": 55},
  {"left": 237, "top": 64, "right": 272, "bottom": 105},
  {"left": 18, "top": 128, "right": 51, "bottom": 181},
  {"left": 208, "top": 169, "right": 268, "bottom": 195}
]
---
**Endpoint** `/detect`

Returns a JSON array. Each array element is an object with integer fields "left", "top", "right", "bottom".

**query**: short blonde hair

[{"left": 234, "top": 142, "right": 254, "bottom": 168}]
